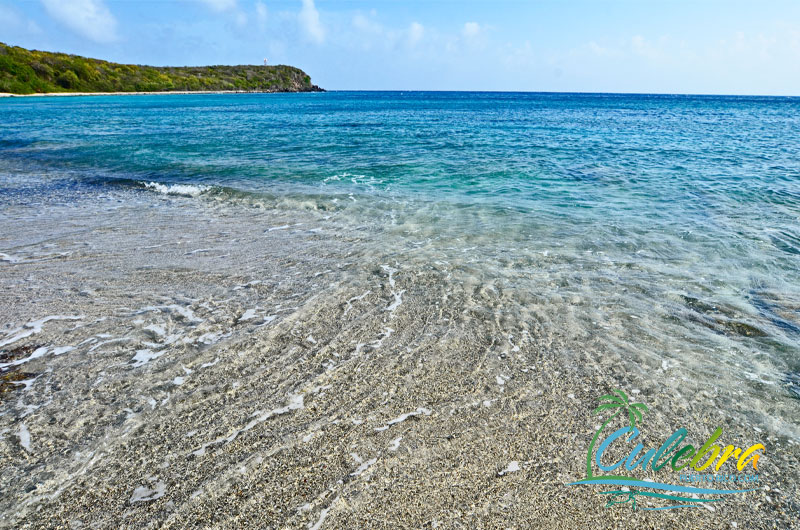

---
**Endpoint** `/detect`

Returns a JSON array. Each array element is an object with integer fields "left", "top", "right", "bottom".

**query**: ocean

[{"left": 1, "top": 92, "right": 798, "bottom": 526}]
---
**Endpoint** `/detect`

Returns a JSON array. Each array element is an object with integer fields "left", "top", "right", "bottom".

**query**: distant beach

[{"left": 0, "top": 90, "right": 309, "bottom": 97}]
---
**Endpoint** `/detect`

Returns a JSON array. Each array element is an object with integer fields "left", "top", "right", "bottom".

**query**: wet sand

[{"left": 0, "top": 189, "right": 798, "bottom": 529}]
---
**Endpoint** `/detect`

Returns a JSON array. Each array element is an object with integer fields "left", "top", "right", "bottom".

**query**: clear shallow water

[{"left": 1, "top": 91, "right": 799, "bottom": 438}]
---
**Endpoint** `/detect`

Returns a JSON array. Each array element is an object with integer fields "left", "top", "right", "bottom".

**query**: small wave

[{"left": 142, "top": 181, "right": 210, "bottom": 197}]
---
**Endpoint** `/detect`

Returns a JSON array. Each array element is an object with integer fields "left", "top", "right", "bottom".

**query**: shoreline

[
  {"left": 0, "top": 89, "right": 323, "bottom": 98},
  {"left": 0, "top": 185, "right": 796, "bottom": 528}
]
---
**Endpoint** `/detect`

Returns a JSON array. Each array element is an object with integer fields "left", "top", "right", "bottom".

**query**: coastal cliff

[{"left": 0, "top": 42, "right": 323, "bottom": 95}]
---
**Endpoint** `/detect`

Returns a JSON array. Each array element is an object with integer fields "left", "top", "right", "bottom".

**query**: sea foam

[{"left": 143, "top": 182, "right": 209, "bottom": 197}]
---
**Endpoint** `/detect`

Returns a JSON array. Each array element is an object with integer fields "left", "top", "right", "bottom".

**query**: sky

[{"left": 2, "top": 0, "right": 800, "bottom": 95}]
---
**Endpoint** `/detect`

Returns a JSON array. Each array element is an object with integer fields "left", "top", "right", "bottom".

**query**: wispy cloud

[
  {"left": 407, "top": 22, "right": 424, "bottom": 47},
  {"left": 462, "top": 22, "right": 480, "bottom": 39},
  {"left": 299, "top": 0, "right": 324, "bottom": 44},
  {"left": 352, "top": 12, "right": 381, "bottom": 35},
  {"left": 41, "top": 0, "right": 118, "bottom": 43},
  {"left": 1, "top": 3, "right": 40, "bottom": 34},
  {"left": 199, "top": 0, "right": 237, "bottom": 12},
  {"left": 256, "top": 1, "right": 268, "bottom": 29}
]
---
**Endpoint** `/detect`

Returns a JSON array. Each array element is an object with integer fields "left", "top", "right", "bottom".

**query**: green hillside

[{"left": 0, "top": 42, "right": 323, "bottom": 94}]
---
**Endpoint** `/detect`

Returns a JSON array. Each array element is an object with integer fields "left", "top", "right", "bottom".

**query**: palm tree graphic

[
  {"left": 586, "top": 389, "right": 648, "bottom": 479},
  {"left": 573, "top": 390, "right": 743, "bottom": 512}
]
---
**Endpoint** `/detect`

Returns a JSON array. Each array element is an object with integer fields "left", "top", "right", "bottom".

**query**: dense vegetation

[{"left": 0, "top": 42, "right": 322, "bottom": 94}]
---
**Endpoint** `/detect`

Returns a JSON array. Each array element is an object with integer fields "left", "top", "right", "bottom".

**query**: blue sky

[{"left": 2, "top": 1, "right": 800, "bottom": 94}]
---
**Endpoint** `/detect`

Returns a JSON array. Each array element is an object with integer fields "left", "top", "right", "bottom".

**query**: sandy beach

[{"left": 0, "top": 90, "right": 308, "bottom": 98}]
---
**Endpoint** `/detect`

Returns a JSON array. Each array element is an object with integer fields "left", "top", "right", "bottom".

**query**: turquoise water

[{"left": 1, "top": 91, "right": 799, "bottom": 433}]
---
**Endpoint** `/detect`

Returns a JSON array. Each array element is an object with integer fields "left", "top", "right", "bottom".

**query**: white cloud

[
  {"left": 199, "top": 0, "right": 237, "bottom": 12},
  {"left": 256, "top": 1, "right": 268, "bottom": 27},
  {"left": 462, "top": 22, "right": 480, "bottom": 38},
  {"left": 588, "top": 41, "right": 612, "bottom": 57},
  {"left": 299, "top": 0, "right": 324, "bottom": 44},
  {"left": 352, "top": 13, "right": 381, "bottom": 35},
  {"left": 234, "top": 10, "right": 247, "bottom": 28},
  {"left": 408, "top": 21, "right": 424, "bottom": 47},
  {"left": 41, "top": 0, "right": 118, "bottom": 43}
]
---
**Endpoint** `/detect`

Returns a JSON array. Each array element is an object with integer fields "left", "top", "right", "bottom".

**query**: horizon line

[{"left": 319, "top": 89, "right": 800, "bottom": 98}]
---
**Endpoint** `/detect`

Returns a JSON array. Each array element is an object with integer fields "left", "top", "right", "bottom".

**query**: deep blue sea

[{"left": 1, "top": 91, "right": 799, "bottom": 436}]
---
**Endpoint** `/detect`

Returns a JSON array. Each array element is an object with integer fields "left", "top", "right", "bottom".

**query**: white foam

[
  {"left": 52, "top": 346, "right": 74, "bottom": 356},
  {"left": 195, "top": 331, "right": 225, "bottom": 345},
  {"left": 388, "top": 436, "right": 402, "bottom": 451},
  {"left": 0, "top": 346, "right": 48, "bottom": 369},
  {"left": 137, "top": 305, "right": 202, "bottom": 323},
  {"left": 173, "top": 365, "right": 192, "bottom": 385},
  {"left": 381, "top": 265, "right": 404, "bottom": 314},
  {"left": 200, "top": 357, "right": 220, "bottom": 368},
  {"left": 193, "top": 393, "right": 304, "bottom": 456},
  {"left": 143, "top": 182, "right": 208, "bottom": 197},
  {"left": 309, "top": 498, "right": 338, "bottom": 530},
  {"left": 0, "top": 252, "right": 23, "bottom": 263},
  {"left": 374, "top": 407, "right": 432, "bottom": 432},
  {"left": 144, "top": 324, "right": 167, "bottom": 337},
  {"left": 350, "top": 457, "right": 377, "bottom": 477},
  {"left": 131, "top": 349, "right": 165, "bottom": 367},
  {"left": 498, "top": 461, "right": 520, "bottom": 476},
  {"left": 384, "top": 290, "right": 405, "bottom": 314},
  {"left": 130, "top": 481, "right": 166, "bottom": 503},
  {"left": 0, "top": 315, "right": 83, "bottom": 348},
  {"left": 382, "top": 265, "right": 397, "bottom": 288},
  {"left": 344, "top": 290, "right": 371, "bottom": 316},
  {"left": 233, "top": 280, "right": 261, "bottom": 291},
  {"left": 371, "top": 327, "right": 394, "bottom": 350},
  {"left": 14, "top": 376, "right": 37, "bottom": 391},
  {"left": 88, "top": 337, "right": 130, "bottom": 352},
  {"left": 18, "top": 423, "right": 31, "bottom": 452},
  {"left": 239, "top": 309, "right": 258, "bottom": 321}
]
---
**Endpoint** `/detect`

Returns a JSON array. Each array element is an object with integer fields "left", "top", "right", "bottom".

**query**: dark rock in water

[
  {"left": 748, "top": 289, "right": 800, "bottom": 335},
  {"left": 678, "top": 296, "right": 767, "bottom": 338},
  {"left": 720, "top": 319, "right": 768, "bottom": 338},
  {"left": 784, "top": 372, "right": 800, "bottom": 400},
  {"left": 0, "top": 344, "right": 43, "bottom": 363},
  {"left": 0, "top": 345, "right": 40, "bottom": 398},
  {"left": 682, "top": 295, "right": 728, "bottom": 316},
  {"left": 0, "top": 370, "right": 36, "bottom": 397}
]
